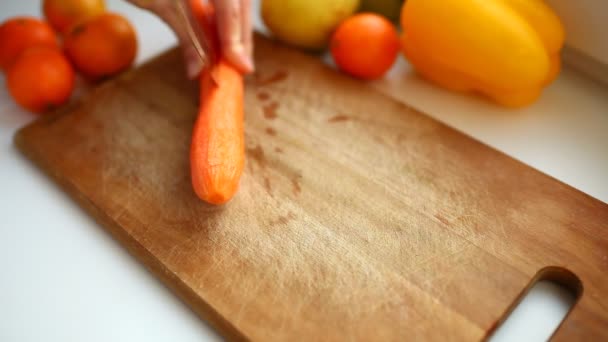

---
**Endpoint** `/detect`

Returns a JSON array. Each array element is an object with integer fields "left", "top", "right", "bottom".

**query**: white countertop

[{"left": 1, "top": 1, "right": 607, "bottom": 341}]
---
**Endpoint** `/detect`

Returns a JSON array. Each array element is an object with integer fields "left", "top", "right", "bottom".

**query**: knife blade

[{"left": 174, "top": 0, "right": 218, "bottom": 72}]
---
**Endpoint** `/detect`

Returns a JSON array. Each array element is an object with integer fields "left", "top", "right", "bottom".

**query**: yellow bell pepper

[{"left": 400, "top": 0, "right": 565, "bottom": 107}]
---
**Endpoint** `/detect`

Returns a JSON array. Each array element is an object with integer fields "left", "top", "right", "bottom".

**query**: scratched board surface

[{"left": 15, "top": 35, "right": 608, "bottom": 340}]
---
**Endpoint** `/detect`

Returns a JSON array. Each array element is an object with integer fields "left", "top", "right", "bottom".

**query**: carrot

[{"left": 190, "top": 1, "right": 245, "bottom": 204}]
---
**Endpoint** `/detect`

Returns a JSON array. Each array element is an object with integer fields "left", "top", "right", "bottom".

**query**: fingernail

[
  {"left": 184, "top": 47, "right": 204, "bottom": 79},
  {"left": 186, "top": 56, "right": 204, "bottom": 79},
  {"left": 242, "top": 56, "right": 255, "bottom": 73},
  {"left": 234, "top": 54, "right": 254, "bottom": 74},
  {"left": 224, "top": 43, "right": 254, "bottom": 74},
  {"left": 233, "top": 43, "right": 254, "bottom": 73}
]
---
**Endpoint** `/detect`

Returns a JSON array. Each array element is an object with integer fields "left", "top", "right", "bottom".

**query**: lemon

[{"left": 262, "top": 0, "right": 360, "bottom": 50}]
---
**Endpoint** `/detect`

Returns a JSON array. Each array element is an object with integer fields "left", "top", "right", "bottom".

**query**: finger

[
  {"left": 240, "top": 0, "right": 254, "bottom": 70},
  {"left": 130, "top": 0, "right": 208, "bottom": 78},
  {"left": 213, "top": 0, "right": 253, "bottom": 73},
  {"left": 169, "top": 16, "right": 207, "bottom": 79},
  {"left": 183, "top": 43, "right": 206, "bottom": 79}
]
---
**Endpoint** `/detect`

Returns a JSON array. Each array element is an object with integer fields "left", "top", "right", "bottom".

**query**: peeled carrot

[
  {"left": 190, "top": 0, "right": 245, "bottom": 204},
  {"left": 190, "top": 60, "right": 244, "bottom": 204}
]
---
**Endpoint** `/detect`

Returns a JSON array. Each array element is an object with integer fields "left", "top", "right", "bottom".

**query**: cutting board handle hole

[{"left": 486, "top": 266, "right": 582, "bottom": 341}]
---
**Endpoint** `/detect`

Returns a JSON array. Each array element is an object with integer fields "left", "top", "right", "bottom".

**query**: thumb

[{"left": 127, "top": 0, "right": 207, "bottom": 78}]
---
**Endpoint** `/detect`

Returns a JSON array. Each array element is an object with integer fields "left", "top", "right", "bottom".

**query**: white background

[{"left": 1, "top": 1, "right": 607, "bottom": 341}]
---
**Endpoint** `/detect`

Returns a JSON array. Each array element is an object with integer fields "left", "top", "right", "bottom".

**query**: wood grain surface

[{"left": 15, "top": 35, "right": 608, "bottom": 340}]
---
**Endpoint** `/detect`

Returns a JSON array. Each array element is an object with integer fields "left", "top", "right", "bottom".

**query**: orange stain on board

[
  {"left": 257, "top": 91, "right": 270, "bottom": 101},
  {"left": 270, "top": 211, "right": 296, "bottom": 226},
  {"left": 246, "top": 145, "right": 266, "bottom": 169},
  {"left": 263, "top": 176, "right": 272, "bottom": 194},
  {"left": 265, "top": 127, "right": 276, "bottom": 136},
  {"left": 292, "top": 175, "right": 302, "bottom": 195},
  {"left": 373, "top": 135, "right": 386, "bottom": 145},
  {"left": 328, "top": 114, "right": 350, "bottom": 123},
  {"left": 256, "top": 70, "right": 288, "bottom": 86},
  {"left": 434, "top": 214, "right": 451, "bottom": 226},
  {"left": 263, "top": 101, "right": 279, "bottom": 119}
]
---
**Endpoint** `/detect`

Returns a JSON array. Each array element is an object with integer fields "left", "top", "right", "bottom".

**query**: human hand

[{"left": 128, "top": 0, "right": 253, "bottom": 78}]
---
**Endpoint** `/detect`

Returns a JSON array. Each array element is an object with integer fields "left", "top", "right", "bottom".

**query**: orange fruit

[
  {"left": 0, "top": 17, "right": 59, "bottom": 70},
  {"left": 330, "top": 13, "right": 400, "bottom": 80},
  {"left": 43, "top": 0, "right": 106, "bottom": 34},
  {"left": 64, "top": 13, "right": 137, "bottom": 79},
  {"left": 7, "top": 46, "right": 75, "bottom": 113}
]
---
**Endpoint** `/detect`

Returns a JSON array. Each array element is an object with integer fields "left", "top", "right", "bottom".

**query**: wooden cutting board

[{"left": 15, "top": 35, "right": 608, "bottom": 340}]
